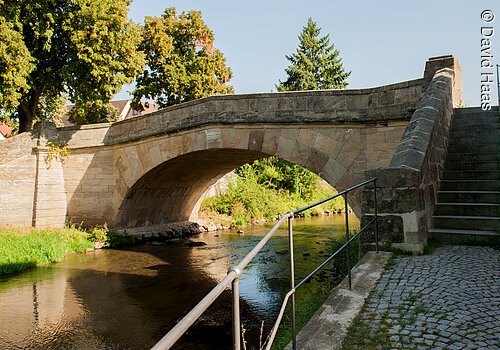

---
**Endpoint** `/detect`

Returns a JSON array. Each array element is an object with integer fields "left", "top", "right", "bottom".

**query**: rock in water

[{"left": 186, "top": 241, "right": 207, "bottom": 247}]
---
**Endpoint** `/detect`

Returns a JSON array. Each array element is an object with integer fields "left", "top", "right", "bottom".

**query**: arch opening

[
  {"left": 116, "top": 148, "right": 361, "bottom": 229},
  {"left": 116, "top": 148, "right": 268, "bottom": 228}
]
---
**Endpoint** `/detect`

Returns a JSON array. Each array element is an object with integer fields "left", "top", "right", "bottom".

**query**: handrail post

[
  {"left": 374, "top": 178, "right": 379, "bottom": 253},
  {"left": 344, "top": 193, "right": 352, "bottom": 290},
  {"left": 288, "top": 214, "right": 297, "bottom": 350},
  {"left": 496, "top": 64, "right": 500, "bottom": 113},
  {"left": 232, "top": 277, "right": 241, "bottom": 350}
]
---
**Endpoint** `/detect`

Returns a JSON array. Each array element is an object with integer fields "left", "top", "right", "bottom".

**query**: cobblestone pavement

[{"left": 360, "top": 246, "right": 500, "bottom": 350}]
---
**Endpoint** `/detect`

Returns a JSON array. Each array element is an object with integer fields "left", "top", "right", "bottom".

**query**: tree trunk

[{"left": 18, "top": 88, "right": 42, "bottom": 133}]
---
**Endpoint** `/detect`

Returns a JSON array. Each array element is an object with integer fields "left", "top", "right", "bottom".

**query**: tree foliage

[
  {"left": 277, "top": 18, "right": 350, "bottom": 91},
  {"left": 132, "top": 7, "right": 233, "bottom": 108},
  {"left": 0, "top": 0, "right": 144, "bottom": 132},
  {"left": 236, "top": 157, "right": 316, "bottom": 199}
]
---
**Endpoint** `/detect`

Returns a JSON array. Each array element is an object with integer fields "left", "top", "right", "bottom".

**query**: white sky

[{"left": 117, "top": 0, "right": 500, "bottom": 107}]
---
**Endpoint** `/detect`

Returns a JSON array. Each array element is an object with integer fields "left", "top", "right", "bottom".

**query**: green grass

[
  {"left": 0, "top": 226, "right": 93, "bottom": 276},
  {"left": 341, "top": 312, "right": 392, "bottom": 350}
]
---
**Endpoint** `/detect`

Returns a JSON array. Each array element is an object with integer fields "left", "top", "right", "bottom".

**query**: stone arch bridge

[{"left": 0, "top": 56, "right": 462, "bottom": 252}]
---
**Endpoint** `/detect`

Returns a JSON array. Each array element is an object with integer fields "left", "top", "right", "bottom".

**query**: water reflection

[{"left": 0, "top": 214, "right": 359, "bottom": 349}]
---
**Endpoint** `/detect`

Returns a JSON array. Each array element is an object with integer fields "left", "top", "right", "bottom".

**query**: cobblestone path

[{"left": 358, "top": 246, "right": 500, "bottom": 350}]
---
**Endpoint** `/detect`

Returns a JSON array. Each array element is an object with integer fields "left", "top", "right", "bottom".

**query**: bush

[
  {"left": 201, "top": 157, "right": 345, "bottom": 227},
  {"left": 87, "top": 225, "right": 136, "bottom": 248}
]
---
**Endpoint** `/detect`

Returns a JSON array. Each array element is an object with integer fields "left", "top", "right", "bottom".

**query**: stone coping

[
  {"left": 53, "top": 78, "right": 422, "bottom": 135},
  {"left": 110, "top": 78, "right": 423, "bottom": 127}
]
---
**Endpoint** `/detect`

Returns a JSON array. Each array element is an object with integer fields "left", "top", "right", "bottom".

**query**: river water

[{"left": 0, "top": 214, "right": 359, "bottom": 350}]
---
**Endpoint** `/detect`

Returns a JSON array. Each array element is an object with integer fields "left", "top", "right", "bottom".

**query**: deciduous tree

[
  {"left": 132, "top": 7, "right": 233, "bottom": 109},
  {"left": 0, "top": 0, "right": 144, "bottom": 132}
]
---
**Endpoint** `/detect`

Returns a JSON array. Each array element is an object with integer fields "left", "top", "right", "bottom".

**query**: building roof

[{"left": 0, "top": 123, "right": 12, "bottom": 138}]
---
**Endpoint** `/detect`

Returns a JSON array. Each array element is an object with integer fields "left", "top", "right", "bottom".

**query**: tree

[
  {"left": 277, "top": 18, "right": 350, "bottom": 91},
  {"left": 0, "top": 0, "right": 145, "bottom": 133},
  {"left": 132, "top": 7, "right": 233, "bottom": 109}
]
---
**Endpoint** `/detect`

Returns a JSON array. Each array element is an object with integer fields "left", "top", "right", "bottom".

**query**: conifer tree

[{"left": 277, "top": 18, "right": 350, "bottom": 91}]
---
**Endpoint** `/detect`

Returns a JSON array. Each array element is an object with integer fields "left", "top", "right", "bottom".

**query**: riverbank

[
  {"left": 0, "top": 226, "right": 93, "bottom": 276},
  {"left": 0, "top": 225, "right": 136, "bottom": 276}
]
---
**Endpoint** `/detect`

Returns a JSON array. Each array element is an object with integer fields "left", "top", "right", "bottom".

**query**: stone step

[
  {"left": 449, "top": 129, "right": 500, "bottom": 140},
  {"left": 442, "top": 170, "right": 500, "bottom": 180},
  {"left": 435, "top": 203, "right": 500, "bottom": 216},
  {"left": 451, "top": 117, "right": 500, "bottom": 129},
  {"left": 439, "top": 180, "right": 500, "bottom": 191},
  {"left": 450, "top": 122, "right": 500, "bottom": 132},
  {"left": 433, "top": 215, "right": 500, "bottom": 231},
  {"left": 437, "top": 191, "right": 500, "bottom": 203},
  {"left": 447, "top": 144, "right": 500, "bottom": 154},
  {"left": 445, "top": 160, "right": 500, "bottom": 171},
  {"left": 453, "top": 106, "right": 499, "bottom": 115},
  {"left": 429, "top": 228, "right": 500, "bottom": 244},
  {"left": 446, "top": 152, "right": 500, "bottom": 162},
  {"left": 452, "top": 112, "right": 500, "bottom": 121},
  {"left": 448, "top": 133, "right": 500, "bottom": 146}
]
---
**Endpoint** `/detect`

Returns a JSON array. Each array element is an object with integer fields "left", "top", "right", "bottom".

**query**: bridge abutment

[{"left": 362, "top": 56, "right": 462, "bottom": 253}]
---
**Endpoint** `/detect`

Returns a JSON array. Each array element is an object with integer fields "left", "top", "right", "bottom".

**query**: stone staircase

[{"left": 430, "top": 107, "right": 500, "bottom": 244}]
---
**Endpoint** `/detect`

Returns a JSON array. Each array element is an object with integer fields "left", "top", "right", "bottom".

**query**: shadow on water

[{"left": 0, "top": 214, "right": 359, "bottom": 349}]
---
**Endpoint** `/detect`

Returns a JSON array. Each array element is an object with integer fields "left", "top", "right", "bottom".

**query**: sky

[{"left": 117, "top": 0, "right": 500, "bottom": 107}]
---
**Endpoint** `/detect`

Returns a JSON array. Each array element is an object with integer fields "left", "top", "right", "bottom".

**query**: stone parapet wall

[
  {"left": 362, "top": 57, "right": 459, "bottom": 253},
  {"left": 47, "top": 79, "right": 422, "bottom": 150},
  {"left": 106, "top": 79, "right": 421, "bottom": 146}
]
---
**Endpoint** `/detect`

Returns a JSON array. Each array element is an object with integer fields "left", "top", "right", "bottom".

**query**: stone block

[
  {"left": 311, "top": 131, "right": 335, "bottom": 155},
  {"left": 377, "top": 90, "right": 395, "bottom": 106},
  {"left": 365, "top": 167, "right": 421, "bottom": 188},
  {"left": 221, "top": 128, "right": 249, "bottom": 149},
  {"left": 345, "top": 94, "right": 369, "bottom": 109},
  {"left": 217, "top": 99, "right": 249, "bottom": 113},
  {"left": 278, "top": 96, "right": 308, "bottom": 111},
  {"left": 308, "top": 95, "right": 346, "bottom": 111},
  {"left": 277, "top": 136, "right": 296, "bottom": 160},
  {"left": 364, "top": 186, "right": 424, "bottom": 214},
  {"left": 206, "top": 128, "right": 222, "bottom": 148},
  {"left": 360, "top": 214, "right": 404, "bottom": 244},
  {"left": 248, "top": 130, "right": 265, "bottom": 152},
  {"left": 393, "top": 149, "right": 425, "bottom": 170},
  {"left": 247, "top": 96, "right": 280, "bottom": 111},
  {"left": 320, "top": 158, "right": 347, "bottom": 186},
  {"left": 306, "top": 150, "right": 330, "bottom": 174}
]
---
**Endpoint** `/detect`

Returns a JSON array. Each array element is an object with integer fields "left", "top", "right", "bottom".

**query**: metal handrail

[
  {"left": 152, "top": 178, "right": 379, "bottom": 350},
  {"left": 497, "top": 64, "right": 500, "bottom": 113}
]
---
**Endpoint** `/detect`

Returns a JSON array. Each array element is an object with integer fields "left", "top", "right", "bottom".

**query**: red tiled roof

[{"left": 0, "top": 123, "right": 12, "bottom": 137}]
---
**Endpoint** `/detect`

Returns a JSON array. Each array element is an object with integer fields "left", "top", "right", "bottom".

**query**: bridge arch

[{"left": 114, "top": 125, "right": 367, "bottom": 228}]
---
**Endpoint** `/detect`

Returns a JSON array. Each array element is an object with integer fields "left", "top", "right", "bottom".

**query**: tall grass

[{"left": 0, "top": 226, "right": 93, "bottom": 276}]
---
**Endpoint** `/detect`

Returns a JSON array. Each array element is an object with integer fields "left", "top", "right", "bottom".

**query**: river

[{"left": 0, "top": 214, "right": 359, "bottom": 349}]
